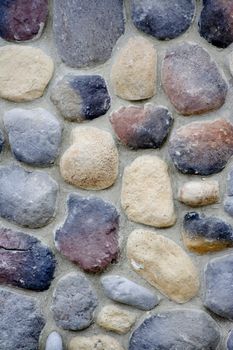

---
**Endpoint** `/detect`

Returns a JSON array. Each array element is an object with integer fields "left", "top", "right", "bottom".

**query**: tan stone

[
  {"left": 121, "top": 155, "right": 176, "bottom": 227},
  {"left": 111, "top": 36, "right": 157, "bottom": 100},
  {"left": 69, "top": 335, "right": 124, "bottom": 350},
  {"left": 96, "top": 305, "right": 136, "bottom": 334},
  {"left": 127, "top": 229, "right": 199, "bottom": 303},
  {"left": 60, "top": 127, "right": 119, "bottom": 190},
  {"left": 0, "top": 45, "right": 54, "bottom": 102}
]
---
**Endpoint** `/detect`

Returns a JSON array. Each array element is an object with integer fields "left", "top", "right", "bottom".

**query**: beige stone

[
  {"left": 127, "top": 229, "right": 199, "bottom": 303},
  {"left": 60, "top": 126, "right": 119, "bottom": 190},
  {"left": 69, "top": 335, "right": 124, "bottom": 350},
  {"left": 111, "top": 36, "right": 157, "bottom": 100},
  {"left": 96, "top": 305, "right": 136, "bottom": 334},
  {"left": 121, "top": 155, "right": 176, "bottom": 227},
  {"left": 178, "top": 180, "right": 220, "bottom": 207},
  {"left": 0, "top": 45, "right": 54, "bottom": 102}
]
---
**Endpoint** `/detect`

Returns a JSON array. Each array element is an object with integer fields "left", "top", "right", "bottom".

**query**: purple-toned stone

[
  {"left": 55, "top": 194, "right": 119, "bottom": 273},
  {"left": 110, "top": 105, "right": 173, "bottom": 149},
  {"left": 162, "top": 42, "right": 228, "bottom": 115},
  {"left": 0, "top": 0, "right": 48, "bottom": 42},
  {"left": 224, "top": 166, "right": 233, "bottom": 218}
]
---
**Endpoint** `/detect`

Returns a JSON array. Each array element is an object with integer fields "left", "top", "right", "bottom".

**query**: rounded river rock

[{"left": 69, "top": 335, "right": 124, "bottom": 350}]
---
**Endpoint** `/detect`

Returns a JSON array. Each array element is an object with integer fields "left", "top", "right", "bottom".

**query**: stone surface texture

[
  {"left": 227, "top": 330, "right": 233, "bottom": 350},
  {"left": 45, "top": 332, "right": 63, "bottom": 350},
  {"left": 224, "top": 166, "right": 233, "bottom": 217},
  {"left": 69, "top": 335, "right": 124, "bottom": 350}
]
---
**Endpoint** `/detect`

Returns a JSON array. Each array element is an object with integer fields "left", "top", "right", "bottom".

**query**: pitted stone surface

[
  {"left": 69, "top": 335, "right": 124, "bottom": 350},
  {"left": 45, "top": 332, "right": 63, "bottom": 350}
]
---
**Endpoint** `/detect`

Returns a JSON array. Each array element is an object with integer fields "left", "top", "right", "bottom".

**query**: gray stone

[
  {"left": 224, "top": 166, "right": 233, "bottom": 218},
  {"left": 45, "top": 331, "right": 63, "bottom": 350},
  {"left": 227, "top": 330, "right": 233, "bottom": 350}
]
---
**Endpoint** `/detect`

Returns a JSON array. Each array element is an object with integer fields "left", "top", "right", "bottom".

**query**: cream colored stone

[
  {"left": 127, "top": 229, "right": 199, "bottom": 303},
  {"left": 96, "top": 305, "right": 136, "bottom": 334},
  {"left": 178, "top": 180, "right": 220, "bottom": 207},
  {"left": 60, "top": 126, "right": 119, "bottom": 190},
  {"left": 69, "top": 335, "right": 124, "bottom": 350},
  {"left": 0, "top": 45, "right": 54, "bottom": 102},
  {"left": 111, "top": 36, "right": 157, "bottom": 100},
  {"left": 121, "top": 155, "right": 176, "bottom": 227}
]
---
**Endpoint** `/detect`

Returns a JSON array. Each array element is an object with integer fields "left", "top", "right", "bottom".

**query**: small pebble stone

[
  {"left": 183, "top": 212, "right": 233, "bottom": 253},
  {"left": 0, "top": 288, "right": 45, "bottom": 350},
  {"left": 169, "top": 119, "right": 233, "bottom": 175},
  {"left": 204, "top": 254, "right": 233, "bottom": 320},
  {"left": 0, "top": 164, "right": 58, "bottom": 228},
  {"left": 131, "top": 0, "right": 195, "bottom": 40},
  {"left": 60, "top": 126, "right": 118, "bottom": 190},
  {"left": 121, "top": 155, "right": 176, "bottom": 228},
  {"left": 45, "top": 331, "right": 63, "bottom": 350},
  {"left": 162, "top": 42, "right": 227, "bottom": 115},
  {"left": 69, "top": 335, "right": 124, "bottom": 350},
  {"left": 96, "top": 305, "right": 136, "bottom": 334},
  {"left": 129, "top": 309, "right": 220, "bottom": 350},
  {"left": 199, "top": 0, "right": 233, "bottom": 48},
  {"left": 0, "top": 0, "right": 48, "bottom": 42},
  {"left": 52, "top": 272, "right": 98, "bottom": 331},
  {"left": 227, "top": 330, "right": 233, "bottom": 350},
  {"left": 51, "top": 75, "right": 110, "bottom": 122},
  {"left": 127, "top": 229, "right": 199, "bottom": 303},
  {"left": 101, "top": 275, "right": 159, "bottom": 310},
  {"left": 111, "top": 36, "right": 157, "bottom": 101},
  {"left": 110, "top": 104, "right": 173, "bottom": 149},
  {"left": 224, "top": 166, "right": 233, "bottom": 217},
  {"left": 0, "top": 45, "right": 54, "bottom": 102},
  {"left": 53, "top": 0, "right": 125, "bottom": 68},
  {"left": 4, "top": 108, "right": 62, "bottom": 166}
]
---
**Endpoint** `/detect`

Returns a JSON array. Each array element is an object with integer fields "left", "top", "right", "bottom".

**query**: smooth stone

[
  {"left": 0, "top": 0, "right": 48, "bottom": 42},
  {"left": 60, "top": 126, "right": 118, "bottom": 190},
  {"left": 162, "top": 42, "right": 227, "bottom": 115},
  {"left": 227, "top": 330, "right": 233, "bottom": 350},
  {"left": 0, "top": 45, "right": 54, "bottom": 102},
  {"left": 45, "top": 332, "right": 63, "bottom": 350},
  {"left": 111, "top": 36, "right": 157, "bottom": 101},
  {"left": 127, "top": 229, "right": 199, "bottom": 303},
  {"left": 55, "top": 194, "right": 119, "bottom": 273},
  {"left": 224, "top": 166, "right": 233, "bottom": 217},
  {"left": 69, "top": 335, "right": 124, "bottom": 350},
  {"left": 203, "top": 254, "right": 233, "bottom": 320},
  {"left": 183, "top": 212, "right": 233, "bottom": 253},
  {"left": 0, "top": 164, "right": 58, "bottom": 228},
  {"left": 110, "top": 104, "right": 173, "bottom": 149},
  {"left": 199, "top": 0, "right": 233, "bottom": 48},
  {"left": 0, "top": 288, "right": 45, "bottom": 350},
  {"left": 4, "top": 108, "right": 62, "bottom": 166},
  {"left": 131, "top": 0, "right": 195, "bottom": 40},
  {"left": 53, "top": 0, "right": 124, "bottom": 68},
  {"left": 121, "top": 155, "right": 176, "bottom": 228},
  {"left": 52, "top": 272, "right": 98, "bottom": 330},
  {"left": 101, "top": 275, "right": 159, "bottom": 310},
  {"left": 169, "top": 119, "right": 233, "bottom": 175},
  {"left": 129, "top": 309, "right": 220, "bottom": 350},
  {"left": 51, "top": 75, "right": 111, "bottom": 122},
  {"left": 96, "top": 305, "right": 136, "bottom": 334}
]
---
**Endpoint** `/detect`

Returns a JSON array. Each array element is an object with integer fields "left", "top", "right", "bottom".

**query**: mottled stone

[
  {"left": 0, "top": 45, "right": 54, "bottom": 102},
  {"left": 203, "top": 254, "right": 233, "bottom": 320},
  {"left": 0, "top": 129, "right": 5, "bottom": 153},
  {"left": 169, "top": 119, "right": 233, "bottom": 175},
  {"left": 131, "top": 0, "right": 195, "bottom": 40},
  {"left": 69, "top": 335, "right": 124, "bottom": 350},
  {"left": 51, "top": 75, "right": 111, "bottom": 122},
  {"left": 101, "top": 275, "right": 159, "bottom": 310},
  {"left": 0, "top": 0, "right": 48, "bottom": 42},
  {"left": 55, "top": 194, "right": 119, "bottom": 273},
  {"left": 227, "top": 330, "right": 233, "bottom": 350},
  {"left": 127, "top": 229, "right": 199, "bottom": 303},
  {"left": 45, "top": 332, "right": 63, "bottom": 350},
  {"left": 110, "top": 105, "right": 173, "bottom": 149},
  {"left": 199, "top": 0, "right": 233, "bottom": 48},
  {"left": 0, "top": 164, "right": 58, "bottom": 228},
  {"left": 162, "top": 42, "right": 227, "bottom": 115},
  {"left": 4, "top": 108, "right": 62, "bottom": 166},
  {"left": 121, "top": 155, "right": 176, "bottom": 227},
  {"left": 224, "top": 166, "right": 233, "bottom": 217},
  {"left": 111, "top": 37, "right": 157, "bottom": 101},
  {"left": 53, "top": 0, "right": 124, "bottom": 68},
  {"left": 52, "top": 273, "right": 98, "bottom": 330},
  {"left": 129, "top": 309, "right": 220, "bottom": 350},
  {"left": 60, "top": 127, "right": 118, "bottom": 190},
  {"left": 0, "top": 288, "right": 45, "bottom": 350}
]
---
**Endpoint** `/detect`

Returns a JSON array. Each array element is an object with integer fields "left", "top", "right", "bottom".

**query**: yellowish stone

[{"left": 69, "top": 335, "right": 124, "bottom": 350}]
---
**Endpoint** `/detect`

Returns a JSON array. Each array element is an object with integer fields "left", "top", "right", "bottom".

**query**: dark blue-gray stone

[
  {"left": 131, "top": 0, "right": 195, "bottom": 40},
  {"left": 227, "top": 330, "right": 233, "bottom": 350},
  {"left": 4, "top": 108, "right": 62, "bottom": 166},
  {"left": 129, "top": 309, "right": 220, "bottom": 350},
  {"left": 0, "top": 129, "right": 4, "bottom": 153},
  {"left": 53, "top": 0, "right": 125, "bottom": 68}
]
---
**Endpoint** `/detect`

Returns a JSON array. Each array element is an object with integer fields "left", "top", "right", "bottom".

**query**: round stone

[
  {"left": 69, "top": 335, "right": 124, "bottom": 350},
  {"left": 45, "top": 332, "right": 63, "bottom": 350}
]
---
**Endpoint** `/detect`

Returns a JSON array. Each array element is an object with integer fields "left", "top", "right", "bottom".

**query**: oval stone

[
  {"left": 127, "top": 229, "right": 199, "bottom": 303},
  {"left": 69, "top": 335, "right": 124, "bottom": 350},
  {"left": 45, "top": 332, "right": 63, "bottom": 350}
]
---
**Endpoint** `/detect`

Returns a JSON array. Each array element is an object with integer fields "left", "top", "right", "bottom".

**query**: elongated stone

[
  {"left": 45, "top": 332, "right": 63, "bottom": 350},
  {"left": 162, "top": 42, "right": 227, "bottom": 115},
  {"left": 55, "top": 194, "right": 119, "bottom": 273},
  {"left": 53, "top": 0, "right": 124, "bottom": 68},
  {"left": 227, "top": 330, "right": 233, "bottom": 350},
  {"left": 169, "top": 119, "right": 233, "bottom": 175},
  {"left": 127, "top": 229, "right": 199, "bottom": 303},
  {"left": 69, "top": 335, "right": 124, "bottom": 350},
  {"left": 0, "top": 130, "right": 4, "bottom": 153},
  {"left": 224, "top": 166, "right": 233, "bottom": 217}
]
